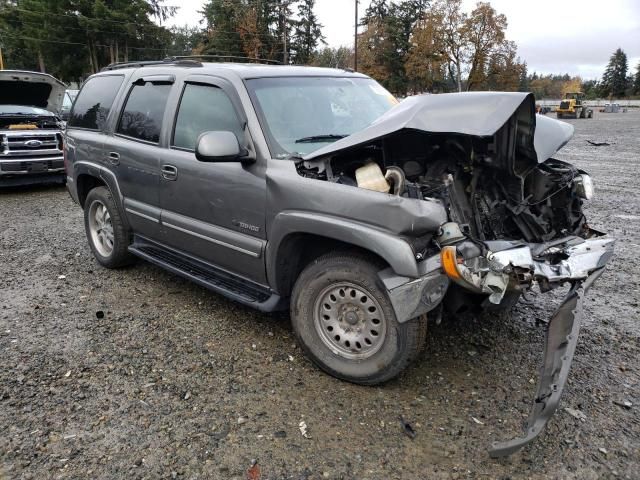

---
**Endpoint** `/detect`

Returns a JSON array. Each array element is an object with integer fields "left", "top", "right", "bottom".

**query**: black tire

[
  {"left": 83, "top": 186, "right": 133, "bottom": 268},
  {"left": 290, "top": 251, "right": 427, "bottom": 385}
]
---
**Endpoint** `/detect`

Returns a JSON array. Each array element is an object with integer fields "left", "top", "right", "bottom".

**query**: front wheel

[{"left": 291, "top": 252, "right": 427, "bottom": 385}]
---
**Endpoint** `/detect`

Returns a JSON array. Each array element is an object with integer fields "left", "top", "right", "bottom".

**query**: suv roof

[{"left": 99, "top": 61, "right": 367, "bottom": 80}]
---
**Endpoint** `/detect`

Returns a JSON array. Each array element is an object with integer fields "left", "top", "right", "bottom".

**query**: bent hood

[
  {"left": 304, "top": 92, "right": 573, "bottom": 163},
  {"left": 0, "top": 70, "right": 67, "bottom": 113}
]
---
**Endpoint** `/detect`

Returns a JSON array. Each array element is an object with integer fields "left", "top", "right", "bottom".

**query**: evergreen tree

[
  {"left": 290, "top": 0, "right": 324, "bottom": 65},
  {"left": 601, "top": 48, "right": 628, "bottom": 97},
  {"left": 200, "top": 0, "right": 246, "bottom": 57},
  {"left": 518, "top": 61, "right": 529, "bottom": 92},
  {"left": 359, "top": 0, "right": 429, "bottom": 94},
  {"left": 634, "top": 62, "right": 640, "bottom": 95},
  {"left": 0, "top": 0, "right": 177, "bottom": 81}
]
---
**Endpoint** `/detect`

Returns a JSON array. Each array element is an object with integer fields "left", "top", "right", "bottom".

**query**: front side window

[
  {"left": 117, "top": 82, "right": 171, "bottom": 143},
  {"left": 246, "top": 77, "right": 398, "bottom": 158},
  {"left": 172, "top": 83, "right": 244, "bottom": 151},
  {"left": 69, "top": 75, "right": 124, "bottom": 130}
]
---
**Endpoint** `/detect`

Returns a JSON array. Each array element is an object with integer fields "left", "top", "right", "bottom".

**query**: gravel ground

[{"left": 1, "top": 111, "right": 639, "bottom": 480}]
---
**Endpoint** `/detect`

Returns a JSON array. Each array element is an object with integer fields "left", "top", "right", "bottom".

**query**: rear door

[
  {"left": 66, "top": 73, "right": 125, "bottom": 186},
  {"left": 156, "top": 74, "right": 268, "bottom": 284},
  {"left": 109, "top": 74, "right": 174, "bottom": 239}
]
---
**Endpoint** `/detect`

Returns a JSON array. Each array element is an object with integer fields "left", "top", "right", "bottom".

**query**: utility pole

[
  {"left": 0, "top": 45, "right": 4, "bottom": 70},
  {"left": 354, "top": 0, "right": 358, "bottom": 71},
  {"left": 281, "top": 0, "right": 292, "bottom": 65}
]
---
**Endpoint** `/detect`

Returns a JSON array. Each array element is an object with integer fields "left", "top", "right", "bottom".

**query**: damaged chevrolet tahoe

[
  {"left": 0, "top": 70, "right": 66, "bottom": 186},
  {"left": 65, "top": 59, "right": 614, "bottom": 457}
]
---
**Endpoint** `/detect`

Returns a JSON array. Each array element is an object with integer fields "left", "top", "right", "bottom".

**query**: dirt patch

[{"left": 1, "top": 111, "right": 639, "bottom": 479}]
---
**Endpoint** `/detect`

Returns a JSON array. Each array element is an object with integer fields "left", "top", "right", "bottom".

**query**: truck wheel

[
  {"left": 580, "top": 108, "right": 586, "bottom": 119},
  {"left": 291, "top": 251, "right": 427, "bottom": 385},
  {"left": 84, "top": 186, "right": 133, "bottom": 268}
]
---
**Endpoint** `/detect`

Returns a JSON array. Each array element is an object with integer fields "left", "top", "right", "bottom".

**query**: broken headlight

[{"left": 574, "top": 174, "right": 594, "bottom": 200}]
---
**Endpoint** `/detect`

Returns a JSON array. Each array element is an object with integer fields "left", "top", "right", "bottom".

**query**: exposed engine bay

[
  {"left": 297, "top": 129, "right": 592, "bottom": 246},
  {"left": 0, "top": 116, "right": 61, "bottom": 130}
]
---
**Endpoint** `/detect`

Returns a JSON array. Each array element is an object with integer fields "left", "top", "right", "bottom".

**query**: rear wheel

[
  {"left": 84, "top": 186, "right": 133, "bottom": 268},
  {"left": 291, "top": 252, "right": 427, "bottom": 385}
]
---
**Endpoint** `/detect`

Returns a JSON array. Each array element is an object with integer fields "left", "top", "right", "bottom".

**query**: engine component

[
  {"left": 436, "top": 222, "right": 465, "bottom": 246},
  {"left": 355, "top": 162, "right": 390, "bottom": 193},
  {"left": 384, "top": 166, "right": 406, "bottom": 196}
]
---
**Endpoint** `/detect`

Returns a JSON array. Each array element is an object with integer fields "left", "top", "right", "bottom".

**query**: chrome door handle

[
  {"left": 161, "top": 164, "right": 178, "bottom": 181},
  {"left": 107, "top": 152, "right": 120, "bottom": 165}
]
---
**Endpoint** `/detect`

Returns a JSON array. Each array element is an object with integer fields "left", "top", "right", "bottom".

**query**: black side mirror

[{"left": 195, "top": 131, "right": 250, "bottom": 163}]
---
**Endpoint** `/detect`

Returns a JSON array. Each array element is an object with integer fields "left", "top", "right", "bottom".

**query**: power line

[
  {"left": 0, "top": 32, "right": 284, "bottom": 55},
  {"left": 4, "top": 6, "right": 291, "bottom": 39},
  {"left": 1, "top": 32, "right": 285, "bottom": 57},
  {"left": 1, "top": 16, "right": 284, "bottom": 44}
]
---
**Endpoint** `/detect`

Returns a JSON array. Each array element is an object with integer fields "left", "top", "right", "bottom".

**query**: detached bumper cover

[{"left": 489, "top": 268, "right": 603, "bottom": 457}]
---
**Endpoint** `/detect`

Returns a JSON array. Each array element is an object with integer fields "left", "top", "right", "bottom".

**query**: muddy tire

[
  {"left": 290, "top": 251, "right": 427, "bottom": 385},
  {"left": 84, "top": 186, "right": 133, "bottom": 268}
]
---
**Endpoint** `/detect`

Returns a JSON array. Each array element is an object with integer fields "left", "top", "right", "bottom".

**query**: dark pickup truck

[{"left": 64, "top": 58, "right": 614, "bottom": 456}]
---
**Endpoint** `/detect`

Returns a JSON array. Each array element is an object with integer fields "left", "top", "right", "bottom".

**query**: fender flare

[
  {"left": 73, "top": 161, "right": 130, "bottom": 230},
  {"left": 266, "top": 211, "right": 420, "bottom": 292}
]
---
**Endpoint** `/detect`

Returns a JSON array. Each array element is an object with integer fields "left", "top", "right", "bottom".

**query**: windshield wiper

[{"left": 295, "top": 134, "right": 348, "bottom": 144}]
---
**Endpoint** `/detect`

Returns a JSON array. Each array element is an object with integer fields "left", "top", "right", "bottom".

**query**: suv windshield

[{"left": 246, "top": 77, "right": 397, "bottom": 158}]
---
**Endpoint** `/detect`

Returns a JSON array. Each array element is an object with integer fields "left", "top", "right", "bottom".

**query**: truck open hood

[
  {"left": 0, "top": 70, "right": 67, "bottom": 113},
  {"left": 304, "top": 92, "right": 574, "bottom": 163}
]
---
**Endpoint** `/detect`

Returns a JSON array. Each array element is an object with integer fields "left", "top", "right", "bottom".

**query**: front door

[{"left": 157, "top": 76, "right": 268, "bottom": 285}]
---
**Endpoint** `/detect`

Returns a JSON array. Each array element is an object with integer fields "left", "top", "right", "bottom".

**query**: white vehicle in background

[{"left": 0, "top": 70, "right": 66, "bottom": 186}]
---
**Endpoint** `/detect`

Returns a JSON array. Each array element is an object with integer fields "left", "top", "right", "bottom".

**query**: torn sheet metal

[
  {"left": 489, "top": 268, "right": 604, "bottom": 457},
  {"left": 303, "top": 92, "right": 574, "bottom": 163}
]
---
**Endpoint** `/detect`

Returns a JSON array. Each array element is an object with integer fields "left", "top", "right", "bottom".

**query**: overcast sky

[{"left": 163, "top": 0, "right": 640, "bottom": 80}]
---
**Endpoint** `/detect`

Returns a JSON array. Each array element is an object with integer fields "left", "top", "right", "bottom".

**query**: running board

[{"left": 129, "top": 236, "right": 286, "bottom": 312}]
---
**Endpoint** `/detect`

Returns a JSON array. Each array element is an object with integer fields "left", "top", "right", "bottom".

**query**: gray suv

[{"left": 65, "top": 58, "right": 614, "bottom": 456}]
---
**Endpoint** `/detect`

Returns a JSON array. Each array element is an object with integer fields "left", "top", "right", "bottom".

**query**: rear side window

[
  {"left": 69, "top": 75, "right": 124, "bottom": 130},
  {"left": 172, "top": 83, "right": 244, "bottom": 151},
  {"left": 117, "top": 82, "right": 171, "bottom": 143}
]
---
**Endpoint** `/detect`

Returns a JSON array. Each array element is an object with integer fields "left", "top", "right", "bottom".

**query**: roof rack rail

[
  {"left": 166, "top": 55, "right": 282, "bottom": 65},
  {"left": 101, "top": 59, "right": 202, "bottom": 71}
]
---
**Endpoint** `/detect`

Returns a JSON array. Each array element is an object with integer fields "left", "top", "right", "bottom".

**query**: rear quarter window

[{"left": 69, "top": 75, "right": 124, "bottom": 130}]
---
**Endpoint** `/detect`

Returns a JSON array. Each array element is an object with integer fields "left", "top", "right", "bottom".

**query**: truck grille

[
  {"left": 559, "top": 101, "right": 570, "bottom": 110},
  {"left": 1, "top": 131, "right": 63, "bottom": 159},
  {"left": 0, "top": 159, "right": 64, "bottom": 172}
]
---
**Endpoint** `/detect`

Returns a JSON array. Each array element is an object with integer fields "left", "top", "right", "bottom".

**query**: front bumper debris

[
  {"left": 439, "top": 232, "right": 615, "bottom": 456},
  {"left": 489, "top": 268, "right": 603, "bottom": 457}
]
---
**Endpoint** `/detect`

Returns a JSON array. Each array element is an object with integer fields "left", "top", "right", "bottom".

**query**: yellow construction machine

[{"left": 556, "top": 92, "right": 593, "bottom": 119}]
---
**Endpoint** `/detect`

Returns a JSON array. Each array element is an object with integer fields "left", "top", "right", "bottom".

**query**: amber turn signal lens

[{"left": 441, "top": 246, "right": 462, "bottom": 280}]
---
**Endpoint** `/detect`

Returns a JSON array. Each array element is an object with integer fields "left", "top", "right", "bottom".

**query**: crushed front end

[{"left": 296, "top": 92, "right": 615, "bottom": 456}]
